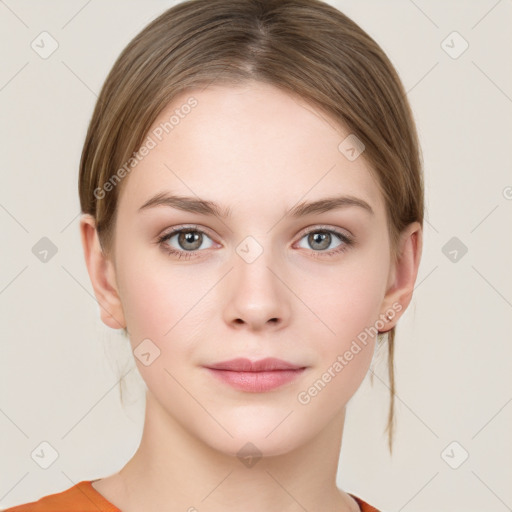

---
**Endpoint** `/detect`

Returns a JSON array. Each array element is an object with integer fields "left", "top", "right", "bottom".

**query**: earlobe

[
  {"left": 379, "top": 222, "right": 423, "bottom": 332},
  {"left": 79, "top": 214, "right": 127, "bottom": 330}
]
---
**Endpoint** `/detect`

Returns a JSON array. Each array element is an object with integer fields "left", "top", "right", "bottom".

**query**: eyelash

[{"left": 156, "top": 224, "right": 354, "bottom": 260}]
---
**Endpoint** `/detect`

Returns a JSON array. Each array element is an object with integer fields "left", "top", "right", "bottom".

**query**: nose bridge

[
  {"left": 224, "top": 231, "right": 290, "bottom": 329},
  {"left": 234, "top": 232, "right": 280, "bottom": 295}
]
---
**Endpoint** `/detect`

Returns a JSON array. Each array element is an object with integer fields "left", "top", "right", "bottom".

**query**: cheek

[
  {"left": 116, "top": 251, "right": 214, "bottom": 352},
  {"left": 332, "top": 273, "right": 385, "bottom": 342},
  {"left": 118, "top": 264, "right": 169, "bottom": 335},
  {"left": 301, "top": 255, "right": 388, "bottom": 348},
  {"left": 293, "top": 252, "right": 388, "bottom": 403},
  {"left": 115, "top": 258, "right": 204, "bottom": 393},
  {"left": 294, "top": 270, "right": 383, "bottom": 414}
]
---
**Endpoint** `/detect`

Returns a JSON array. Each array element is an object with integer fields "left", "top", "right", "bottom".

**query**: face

[{"left": 99, "top": 81, "right": 401, "bottom": 457}]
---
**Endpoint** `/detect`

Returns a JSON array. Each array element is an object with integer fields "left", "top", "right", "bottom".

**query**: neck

[{"left": 113, "top": 390, "right": 358, "bottom": 512}]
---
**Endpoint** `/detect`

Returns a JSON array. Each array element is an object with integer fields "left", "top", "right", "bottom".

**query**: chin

[{"left": 201, "top": 418, "right": 308, "bottom": 460}]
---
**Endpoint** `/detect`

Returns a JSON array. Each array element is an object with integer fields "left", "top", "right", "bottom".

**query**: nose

[{"left": 222, "top": 247, "right": 291, "bottom": 332}]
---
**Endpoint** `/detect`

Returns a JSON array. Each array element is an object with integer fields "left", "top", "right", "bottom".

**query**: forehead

[{"left": 117, "top": 81, "right": 385, "bottom": 218}]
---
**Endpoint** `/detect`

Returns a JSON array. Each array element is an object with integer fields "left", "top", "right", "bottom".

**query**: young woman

[{"left": 4, "top": 0, "right": 423, "bottom": 510}]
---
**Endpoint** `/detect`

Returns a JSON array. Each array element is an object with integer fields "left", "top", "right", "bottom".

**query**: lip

[
  {"left": 206, "top": 357, "right": 304, "bottom": 372},
  {"left": 204, "top": 358, "right": 307, "bottom": 392}
]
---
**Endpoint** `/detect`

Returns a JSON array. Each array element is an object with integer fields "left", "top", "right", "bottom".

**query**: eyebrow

[{"left": 137, "top": 192, "right": 374, "bottom": 218}]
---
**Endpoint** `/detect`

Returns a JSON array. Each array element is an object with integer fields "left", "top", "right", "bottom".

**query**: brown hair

[{"left": 79, "top": 0, "right": 424, "bottom": 454}]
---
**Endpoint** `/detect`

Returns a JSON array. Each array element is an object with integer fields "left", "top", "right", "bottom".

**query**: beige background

[{"left": 1, "top": 1, "right": 511, "bottom": 510}]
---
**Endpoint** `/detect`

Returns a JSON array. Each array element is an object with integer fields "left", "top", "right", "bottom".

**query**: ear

[
  {"left": 379, "top": 221, "right": 423, "bottom": 332},
  {"left": 79, "top": 214, "right": 126, "bottom": 330}
]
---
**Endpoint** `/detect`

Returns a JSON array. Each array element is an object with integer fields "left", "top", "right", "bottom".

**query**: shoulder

[
  {"left": 1, "top": 481, "right": 120, "bottom": 512},
  {"left": 348, "top": 492, "right": 383, "bottom": 512}
]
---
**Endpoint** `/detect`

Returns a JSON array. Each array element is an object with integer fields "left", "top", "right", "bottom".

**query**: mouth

[{"left": 203, "top": 357, "right": 307, "bottom": 392}]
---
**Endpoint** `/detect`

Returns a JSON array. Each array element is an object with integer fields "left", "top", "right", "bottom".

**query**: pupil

[
  {"left": 180, "top": 231, "right": 200, "bottom": 250},
  {"left": 310, "top": 232, "right": 330, "bottom": 250}
]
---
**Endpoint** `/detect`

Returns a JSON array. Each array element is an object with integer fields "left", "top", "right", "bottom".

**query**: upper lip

[{"left": 205, "top": 357, "right": 305, "bottom": 372}]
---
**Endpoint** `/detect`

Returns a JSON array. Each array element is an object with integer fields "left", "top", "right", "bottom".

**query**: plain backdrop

[{"left": 1, "top": 1, "right": 511, "bottom": 511}]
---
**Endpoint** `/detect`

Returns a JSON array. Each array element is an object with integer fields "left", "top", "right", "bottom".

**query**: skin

[{"left": 80, "top": 81, "right": 422, "bottom": 512}]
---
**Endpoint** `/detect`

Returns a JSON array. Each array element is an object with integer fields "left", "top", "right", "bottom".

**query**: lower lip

[{"left": 205, "top": 368, "right": 306, "bottom": 392}]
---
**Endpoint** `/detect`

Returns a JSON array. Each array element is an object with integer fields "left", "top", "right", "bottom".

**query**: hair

[{"left": 78, "top": 0, "right": 424, "bottom": 454}]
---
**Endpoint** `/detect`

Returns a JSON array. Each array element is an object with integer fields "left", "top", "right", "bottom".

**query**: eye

[
  {"left": 295, "top": 227, "right": 354, "bottom": 257},
  {"left": 157, "top": 225, "right": 215, "bottom": 259},
  {"left": 156, "top": 224, "right": 355, "bottom": 261}
]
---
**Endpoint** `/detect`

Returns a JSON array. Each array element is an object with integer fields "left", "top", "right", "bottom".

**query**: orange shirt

[{"left": 1, "top": 480, "right": 381, "bottom": 511}]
